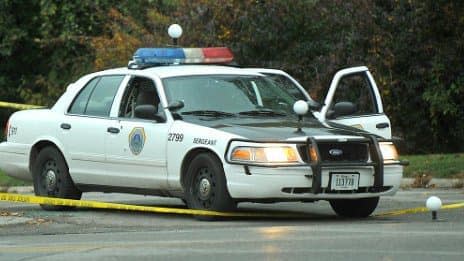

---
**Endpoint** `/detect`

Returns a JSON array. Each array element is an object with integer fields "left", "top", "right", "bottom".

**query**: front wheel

[
  {"left": 32, "top": 146, "right": 82, "bottom": 210},
  {"left": 329, "top": 197, "right": 379, "bottom": 218},
  {"left": 185, "top": 153, "right": 235, "bottom": 219}
]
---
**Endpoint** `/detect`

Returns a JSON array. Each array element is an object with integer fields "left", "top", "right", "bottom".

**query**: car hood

[{"left": 182, "top": 116, "right": 372, "bottom": 141}]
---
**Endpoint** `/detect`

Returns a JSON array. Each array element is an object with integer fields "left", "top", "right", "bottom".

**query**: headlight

[
  {"left": 379, "top": 142, "right": 399, "bottom": 161},
  {"left": 230, "top": 146, "right": 299, "bottom": 164}
]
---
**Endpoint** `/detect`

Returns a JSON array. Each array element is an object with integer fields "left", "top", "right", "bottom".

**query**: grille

[{"left": 298, "top": 142, "right": 369, "bottom": 163}]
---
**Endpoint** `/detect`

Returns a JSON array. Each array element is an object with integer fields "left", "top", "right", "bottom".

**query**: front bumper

[{"left": 225, "top": 164, "right": 403, "bottom": 201}]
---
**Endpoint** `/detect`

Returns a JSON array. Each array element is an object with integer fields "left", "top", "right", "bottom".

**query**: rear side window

[
  {"left": 68, "top": 78, "right": 99, "bottom": 115},
  {"left": 68, "top": 75, "right": 124, "bottom": 117}
]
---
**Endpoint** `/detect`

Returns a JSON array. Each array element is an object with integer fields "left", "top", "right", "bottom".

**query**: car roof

[
  {"left": 95, "top": 65, "right": 263, "bottom": 79},
  {"left": 53, "top": 64, "right": 265, "bottom": 113}
]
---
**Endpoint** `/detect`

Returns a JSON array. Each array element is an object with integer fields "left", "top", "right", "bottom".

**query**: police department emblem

[{"left": 129, "top": 127, "right": 146, "bottom": 155}]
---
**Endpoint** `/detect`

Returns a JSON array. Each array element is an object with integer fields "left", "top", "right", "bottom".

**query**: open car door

[
  {"left": 246, "top": 66, "right": 392, "bottom": 139},
  {"left": 320, "top": 66, "right": 391, "bottom": 139}
]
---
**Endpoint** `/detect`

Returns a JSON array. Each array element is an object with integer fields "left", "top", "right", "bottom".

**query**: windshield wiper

[
  {"left": 181, "top": 110, "right": 236, "bottom": 117},
  {"left": 238, "top": 109, "right": 287, "bottom": 117}
]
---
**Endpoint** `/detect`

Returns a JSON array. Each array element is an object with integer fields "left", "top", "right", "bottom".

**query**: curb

[
  {"left": 0, "top": 186, "right": 34, "bottom": 194},
  {"left": 401, "top": 178, "right": 461, "bottom": 189}
]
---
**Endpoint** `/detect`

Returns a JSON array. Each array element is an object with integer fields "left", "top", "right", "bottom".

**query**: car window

[
  {"left": 163, "top": 75, "right": 302, "bottom": 116},
  {"left": 119, "top": 76, "right": 162, "bottom": 118},
  {"left": 68, "top": 77, "right": 100, "bottom": 115},
  {"left": 263, "top": 74, "right": 307, "bottom": 101},
  {"left": 163, "top": 75, "right": 257, "bottom": 113},
  {"left": 69, "top": 75, "right": 124, "bottom": 117},
  {"left": 331, "top": 73, "right": 377, "bottom": 116},
  {"left": 253, "top": 77, "right": 297, "bottom": 111}
]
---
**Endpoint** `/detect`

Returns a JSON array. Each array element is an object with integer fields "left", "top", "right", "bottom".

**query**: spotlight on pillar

[{"left": 293, "top": 100, "right": 308, "bottom": 133}]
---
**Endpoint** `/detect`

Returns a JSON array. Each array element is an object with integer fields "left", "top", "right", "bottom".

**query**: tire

[
  {"left": 329, "top": 197, "right": 379, "bottom": 218},
  {"left": 185, "top": 153, "right": 235, "bottom": 220},
  {"left": 32, "top": 146, "right": 82, "bottom": 210}
]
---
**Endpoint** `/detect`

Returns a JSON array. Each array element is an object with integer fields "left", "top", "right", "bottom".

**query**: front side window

[
  {"left": 119, "top": 76, "right": 162, "bottom": 119},
  {"left": 331, "top": 73, "right": 377, "bottom": 116},
  {"left": 162, "top": 75, "right": 303, "bottom": 116},
  {"left": 68, "top": 75, "right": 124, "bottom": 117}
]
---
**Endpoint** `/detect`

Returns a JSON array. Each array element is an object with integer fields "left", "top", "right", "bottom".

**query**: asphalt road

[{"left": 1, "top": 189, "right": 463, "bottom": 261}]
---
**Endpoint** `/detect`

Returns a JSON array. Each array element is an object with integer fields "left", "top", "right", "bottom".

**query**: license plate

[{"left": 330, "top": 173, "right": 359, "bottom": 190}]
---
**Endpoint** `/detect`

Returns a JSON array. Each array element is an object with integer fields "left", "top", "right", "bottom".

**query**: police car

[{"left": 0, "top": 46, "right": 405, "bottom": 218}]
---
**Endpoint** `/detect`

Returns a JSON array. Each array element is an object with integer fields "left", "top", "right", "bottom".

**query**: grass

[
  {"left": 402, "top": 153, "right": 464, "bottom": 179},
  {"left": 0, "top": 154, "right": 463, "bottom": 187}
]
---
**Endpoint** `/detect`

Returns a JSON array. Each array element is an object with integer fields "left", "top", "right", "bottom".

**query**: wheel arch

[
  {"left": 29, "top": 140, "right": 68, "bottom": 174},
  {"left": 179, "top": 147, "right": 223, "bottom": 189}
]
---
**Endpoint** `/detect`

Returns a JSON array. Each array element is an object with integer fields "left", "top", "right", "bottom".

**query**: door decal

[{"left": 129, "top": 127, "right": 146, "bottom": 155}]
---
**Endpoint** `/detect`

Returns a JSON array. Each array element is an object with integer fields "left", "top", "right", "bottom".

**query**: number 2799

[{"left": 168, "top": 133, "right": 184, "bottom": 142}]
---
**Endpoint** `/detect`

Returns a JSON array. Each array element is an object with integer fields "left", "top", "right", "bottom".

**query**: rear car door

[{"left": 59, "top": 75, "right": 125, "bottom": 185}]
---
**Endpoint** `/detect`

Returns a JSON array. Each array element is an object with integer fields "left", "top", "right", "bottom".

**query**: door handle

[
  {"left": 376, "top": 122, "right": 390, "bottom": 129},
  {"left": 107, "top": 127, "right": 120, "bottom": 134},
  {"left": 60, "top": 123, "right": 71, "bottom": 130}
]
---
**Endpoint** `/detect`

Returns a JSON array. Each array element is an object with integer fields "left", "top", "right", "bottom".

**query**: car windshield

[
  {"left": 162, "top": 75, "right": 304, "bottom": 117},
  {"left": 261, "top": 73, "right": 308, "bottom": 101}
]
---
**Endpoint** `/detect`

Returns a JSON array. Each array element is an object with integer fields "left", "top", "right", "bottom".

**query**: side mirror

[
  {"left": 135, "top": 105, "right": 162, "bottom": 121},
  {"left": 327, "top": 101, "right": 357, "bottom": 119},
  {"left": 307, "top": 100, "right": 321, "bottom": 111},
  {"left": 166, "top": 100, "right": 184, "bottom": 112}
]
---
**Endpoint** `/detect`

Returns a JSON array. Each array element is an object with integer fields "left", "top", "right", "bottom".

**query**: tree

[{"left": 1, "top": 0, "right": 463, "bottom": 153}]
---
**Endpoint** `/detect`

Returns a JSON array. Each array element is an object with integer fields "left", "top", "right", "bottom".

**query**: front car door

[
  {"left": 320, "top": 66, "right": 392, "bottom": 139},
  {"left": 105, "top": 75, "right": 170, "bottom": 190}
]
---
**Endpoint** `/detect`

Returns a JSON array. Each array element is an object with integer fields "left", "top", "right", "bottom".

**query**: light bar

[{"left": 129, "top": 47, "right": 234, "bottom": 68}]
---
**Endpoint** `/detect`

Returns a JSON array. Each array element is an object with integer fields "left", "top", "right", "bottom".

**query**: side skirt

[{"left": 76, "top": 184, "right": 184, "bottom": 198}]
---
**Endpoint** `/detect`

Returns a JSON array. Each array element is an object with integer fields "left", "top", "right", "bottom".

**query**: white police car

[{"left": 0, "top": 46, "right": 405, "bottom": 218}]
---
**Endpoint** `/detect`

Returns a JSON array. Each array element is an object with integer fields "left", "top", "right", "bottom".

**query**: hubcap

[
  {"left": 192, "top": 167, "right": 216, "bottom": 209},
  {"left": 198, "top": 178, "right": 211, "bottom": 200},
  {"left": 45, "top": 170, "right": 57, "bottom": 191}
]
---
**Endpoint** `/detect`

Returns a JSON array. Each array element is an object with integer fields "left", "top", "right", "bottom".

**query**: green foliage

[
  {"left": 0, "top": 0, "right": 463, "bottom": 153},
  {"left": 402, "top": 153, "right": 464, "bottom": 178},
  {"left": 371, "top": 0, "right": 464, "bottom": 153}
]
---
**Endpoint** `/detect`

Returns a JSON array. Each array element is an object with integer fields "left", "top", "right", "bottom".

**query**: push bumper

[{"left": 224, "top": 135, "right": 405, "bottom": 201}]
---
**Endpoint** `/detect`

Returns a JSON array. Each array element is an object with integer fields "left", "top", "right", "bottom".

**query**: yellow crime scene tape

[
  {"left": 374, "top": 201, "right": 464, "bottom": 217},
  {"left": 1, "top": 192, "right": 464, "bottom": 218},
  {"left": 0, "top": 192, "right": 307, "bottom": 218},
  {"left": 0, "top": 101, "right": 45, "bottom": 110}
]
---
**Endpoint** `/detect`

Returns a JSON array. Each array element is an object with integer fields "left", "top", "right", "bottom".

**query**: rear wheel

[
  {"left": 185, "top": 153, "right": 235, "bottom": 220},
  {"left": 329, "top": 197, "right": 379, "bottom": 218},
  {"left": 32, "top": 146, "right": 82, "bottom": 210}
]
